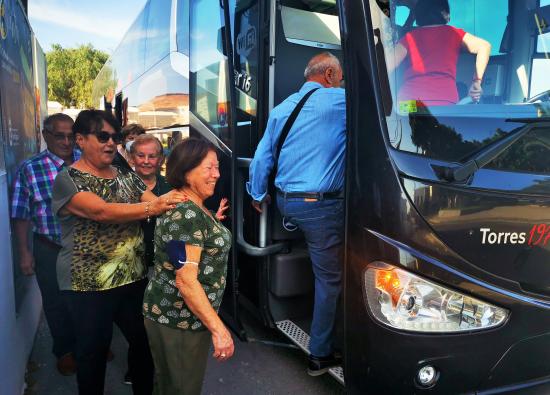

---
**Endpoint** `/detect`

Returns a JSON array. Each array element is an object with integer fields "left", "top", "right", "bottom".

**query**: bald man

[{"left": 247, "top": 52, "right": 346, "bottom": 376}]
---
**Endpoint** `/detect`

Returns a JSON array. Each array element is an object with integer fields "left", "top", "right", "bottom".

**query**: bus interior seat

[{"left": 456, "top": 52, "right": 505, "bottom": 103}]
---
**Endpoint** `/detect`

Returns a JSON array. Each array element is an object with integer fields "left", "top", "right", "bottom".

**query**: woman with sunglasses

[{"left": 52, "top": 110, "right": 186, "bottom": 395}]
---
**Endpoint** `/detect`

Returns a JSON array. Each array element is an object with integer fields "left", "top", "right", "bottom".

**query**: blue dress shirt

[{"left": 247, "top": 81, "right": 346, "bottom": 202}]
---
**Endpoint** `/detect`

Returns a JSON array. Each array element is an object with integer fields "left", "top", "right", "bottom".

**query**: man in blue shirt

[{"left": 247, "top": 52, "right": 346, "bottom": 376}]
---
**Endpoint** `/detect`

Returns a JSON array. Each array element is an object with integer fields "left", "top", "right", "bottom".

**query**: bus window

[
  {"left": 110, "top": 6, "right": 147, "bottom": 90},
  {"left": 531, "top": 58, "right": 550, "bottom": 98},
  {"left": 537, "top": 32, "right": 550, "bottom": 53},
  {"left": 280, "top": 6, "right": 340, "bottom": 49},
  {"left": 190, "top": 0, "right": 232, "bottom": 145},
  {"left": 449, "top": 0, "right": 508, "bottom": 56},
  {"left": 145, "top": 0, "right": 171, "bottom": 69},
  {"left": 230, "top": 0, "right": 259, "bottom": 117},
  {"left": 176, "top": 0, "right": 189, "bottom": 56},
  {"left": 372, "top": 0, "right": 550, "bottom": 176}
]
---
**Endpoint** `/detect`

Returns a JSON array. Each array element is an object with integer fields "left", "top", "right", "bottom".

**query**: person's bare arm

[
  {"left": 59, "top": 189, "right": 186, "bottom": 224},
  {"left": 175, "top": 244, "right": 234, "bottom": 361},
  {"left": 462, "top": 33, "right": 492, "bottom": 101},
  {"left": 13, "top": 219, "right": 34, "bottom": 275}
]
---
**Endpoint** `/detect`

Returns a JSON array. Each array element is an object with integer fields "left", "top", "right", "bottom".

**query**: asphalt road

[{"left": 26, "top": 313, "right": 345, "bottom": 395}]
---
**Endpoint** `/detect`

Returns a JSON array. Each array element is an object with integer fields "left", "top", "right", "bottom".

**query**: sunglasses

[{"left": 91, "top": 131, "right": 124, "bottom": 144}]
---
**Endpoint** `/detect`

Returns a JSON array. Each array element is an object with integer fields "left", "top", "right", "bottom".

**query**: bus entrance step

[{"left": 275, "top": 319, "right": 345, "bottom": 385}]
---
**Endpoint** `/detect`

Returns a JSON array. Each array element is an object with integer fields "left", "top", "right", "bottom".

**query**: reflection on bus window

[
  {"left": 177, "top": 0, "right": 190, "bottom": 55},
  {"left": 370, "top": 0, "right": 550, "bottom": 175},
  {"left": 145, "top": 0, "right": 171, "bottom": 69},
  {"left": 190, "top": 0, "right": 231, "bottom": 143},
  {"left": 111, "top": 8, "right": 147, "bottom": 89}
]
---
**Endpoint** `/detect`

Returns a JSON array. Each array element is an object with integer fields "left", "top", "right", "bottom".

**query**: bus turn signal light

[
  {"left": 365, "top": 263, "right": 508, "bottom": 333},
  {"left": 375, "top": 270, "right": 402, "bottom": 308}
]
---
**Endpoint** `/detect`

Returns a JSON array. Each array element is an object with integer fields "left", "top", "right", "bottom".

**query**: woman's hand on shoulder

[
  {"left": 216, "top": 198, "right": 229, "bottom": 221},
  {"left": 211, "top": 324, "right": 234, "bottom": 362},
  {"left": 150, "top": 190, "right": 188, "bottom": 216}
]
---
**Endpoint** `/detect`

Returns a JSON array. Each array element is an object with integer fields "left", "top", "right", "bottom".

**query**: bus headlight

[{"left": 364, "top": 263, "right": 508, "bottom": 332}]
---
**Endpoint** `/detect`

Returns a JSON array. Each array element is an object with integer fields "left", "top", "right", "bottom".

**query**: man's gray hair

[
  {"left": 304, "top": 52, "right": 341, "bottom": 79},
  {"left": 43, "top": 113, "right": 74, "bottom": 133}
]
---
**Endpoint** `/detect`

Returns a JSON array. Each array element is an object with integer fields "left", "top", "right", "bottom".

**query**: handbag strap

[{"left": 274, "top": 87, "right": 319, "bottom": 161}]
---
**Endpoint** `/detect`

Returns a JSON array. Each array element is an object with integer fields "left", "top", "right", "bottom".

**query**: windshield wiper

[{"left": 432, "top": 118, "right": 550, "bottom": 183}]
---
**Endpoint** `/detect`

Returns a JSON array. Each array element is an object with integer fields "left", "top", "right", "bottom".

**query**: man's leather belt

[{"left": 278, "top": 190, "right": 343, "bottom": 200}]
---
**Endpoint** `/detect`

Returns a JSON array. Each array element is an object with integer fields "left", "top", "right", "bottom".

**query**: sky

[{"left": 29, "top": 0, "right": 147, "bottom": 54}]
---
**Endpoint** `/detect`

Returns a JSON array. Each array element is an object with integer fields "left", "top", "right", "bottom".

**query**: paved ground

[{"left": 25, "top": 313, "right": 345, "bottom": 395}]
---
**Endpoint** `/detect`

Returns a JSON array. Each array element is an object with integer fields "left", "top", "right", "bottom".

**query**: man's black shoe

[{"left": 307, "top": 353, "right": 342, "bottom": 376}]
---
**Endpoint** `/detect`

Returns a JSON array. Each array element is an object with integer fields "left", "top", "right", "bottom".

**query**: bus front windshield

[{"left": 371, "top": 0, "right": 550, "bottom": 174}]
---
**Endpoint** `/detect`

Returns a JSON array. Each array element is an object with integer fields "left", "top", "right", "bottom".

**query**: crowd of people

[
  {"left": 13, "top": 53, "right": 347, "bottom": 395},
  {"left": 10, "top": 1, "right": 490, "bottom": 392},
  {"left": 12, "top": 110, "right": 233, "bottom": 395}
]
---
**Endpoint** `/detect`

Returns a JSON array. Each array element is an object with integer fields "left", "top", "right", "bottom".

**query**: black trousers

[
  {"left": 33, "top": 234, "right": 75, "bottom": 358},
  {"left": 65, "top": 279, "right": 153, "bottom": 395}
]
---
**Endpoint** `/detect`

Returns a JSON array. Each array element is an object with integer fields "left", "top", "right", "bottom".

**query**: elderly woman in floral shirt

[{"left": 143, "top": 138, "right": 232, "bottom": 395}]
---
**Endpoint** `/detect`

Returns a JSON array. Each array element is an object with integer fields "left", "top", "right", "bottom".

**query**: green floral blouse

[{"left": 143, "top": 200, "right": 232, "bottom": 331}]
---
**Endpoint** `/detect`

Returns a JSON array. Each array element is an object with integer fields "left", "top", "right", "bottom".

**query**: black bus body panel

[{"left": 340, "top": 0, "right": 550, "bottom": 393}]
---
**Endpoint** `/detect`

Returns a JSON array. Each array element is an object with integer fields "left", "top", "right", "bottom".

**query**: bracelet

[
  {"left": 472, "top": 77, "right": 482, "bottom": 82},
  {"left": 145, "top": 201, "right": 151, "bottom": 223}
]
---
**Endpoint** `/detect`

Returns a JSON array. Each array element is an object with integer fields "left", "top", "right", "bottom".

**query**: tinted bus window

[
  {"left": 372, "top": 0, "right": 550, "bottom": 175},
  {"left": 531, "top": 58, "right": 550, "bottom": 98},
  {"left": 449, "top": 0, "right": 507, "bottom": 56},
  {"left": 177, "top": 0, "right": 189, "bottom": 55},
  {"left": 537, "top": 32, "right": 550, "bottom": 53},
  {"left": 111, "top": 7, "right": 147, "bottom": 89},
  {"left": 230, "top": 0, "right": 259, "bottom": 117},
  {"left": 145, "top": 0, "right": 171, "bottom": 69},
  {"left": 190, "top": 0, "right": 231, "bottom": 143}
]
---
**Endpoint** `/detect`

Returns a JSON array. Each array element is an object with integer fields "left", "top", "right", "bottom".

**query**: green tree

[{"left": 46, "top": 44, "right": 109, "bottom": 108}]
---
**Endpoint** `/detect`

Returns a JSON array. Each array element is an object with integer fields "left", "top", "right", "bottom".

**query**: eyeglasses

[
  {"left": 91, "top": 131, "right": 124, "bottom": 144},
  {"left": 47, "top": 130, "right": 75, "bottom": 142}
]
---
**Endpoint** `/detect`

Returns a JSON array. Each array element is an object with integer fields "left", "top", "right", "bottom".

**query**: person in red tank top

[{"left": 388, "top": 0, "right": 491, "bottom": 106}]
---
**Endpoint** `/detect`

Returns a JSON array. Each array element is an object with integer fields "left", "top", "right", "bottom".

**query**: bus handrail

[{"left": 235, "top": 157, "right": 288, "bottom": 256}]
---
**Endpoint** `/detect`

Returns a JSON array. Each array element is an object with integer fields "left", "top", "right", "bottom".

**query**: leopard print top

[{"left": 52, "top": 166, "right": 148, "bottom": 291}]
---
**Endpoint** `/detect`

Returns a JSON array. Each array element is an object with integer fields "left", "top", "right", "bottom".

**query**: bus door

[
  {"left": 188, "top": 0, "right": 247, "bottom": 338},
  {"left": 223, "top": 0, "right": 345, "bottom": 383}
]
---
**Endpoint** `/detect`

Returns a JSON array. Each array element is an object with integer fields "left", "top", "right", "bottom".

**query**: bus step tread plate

[{"left": 275, "top": 319, "right": 345, "bottom": 385}]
